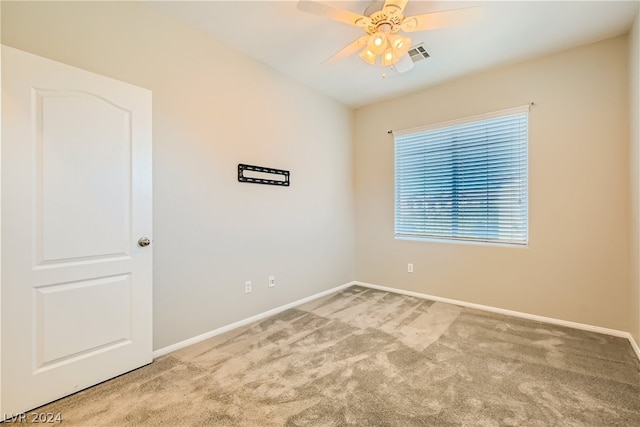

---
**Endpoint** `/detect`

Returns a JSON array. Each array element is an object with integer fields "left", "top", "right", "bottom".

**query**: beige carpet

[{"left": 20, "top": 286, "right": 640, "bottom": 426}]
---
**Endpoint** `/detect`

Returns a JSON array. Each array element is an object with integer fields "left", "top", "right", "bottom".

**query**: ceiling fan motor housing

[{"left": 364, "top": 9, "right": 404, "bottom": 34}]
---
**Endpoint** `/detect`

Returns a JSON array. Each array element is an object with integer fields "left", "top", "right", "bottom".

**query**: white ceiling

[{"left": 152, "top": 0, "right": 639, "bottom": 108}]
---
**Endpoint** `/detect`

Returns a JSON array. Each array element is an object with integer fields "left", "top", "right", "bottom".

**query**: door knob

[{"left": 138, "top": 237, "right": 151, "bottom": 247}]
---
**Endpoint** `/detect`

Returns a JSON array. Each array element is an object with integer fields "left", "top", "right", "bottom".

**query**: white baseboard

[
  {"left": 355, "top": 281, "right": 640, "bottom": 363},
  {"left": 153, "top": 281, "right": 357, "bottom": 358}
]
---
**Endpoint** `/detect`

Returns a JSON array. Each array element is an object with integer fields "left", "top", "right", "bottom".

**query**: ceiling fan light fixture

[
  {"left": 367, "top": 32, "right": 388, "bottom": 55},
  {"left": 381, "top": 47, "right": 397, "bottom": 67},
  {"left": 359, "top": 48, "right": 377, "bottom": 65},
  {"left": 389, "top": 33, "right": 411, "bottom": 54},
  {"left": 360, "top": 31, "right": 411, "bottom": 69}
]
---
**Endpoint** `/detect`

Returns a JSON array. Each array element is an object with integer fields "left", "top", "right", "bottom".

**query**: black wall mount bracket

[{"left": 238, "top": 163, "right": 290, "bottom": 187}]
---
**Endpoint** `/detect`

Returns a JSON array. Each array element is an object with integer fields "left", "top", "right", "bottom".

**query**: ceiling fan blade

[
  {"left": 383, "top": 0, "right": 409, "bottom": 16},
  {"left": 401, "top": 6, "right": 483, "bottom": 33},
  {"left": 297, "top": 1, "right": 370, "bottom": 28},
  {"left": 323, "top": 35, "right": 369, "bottom": 64}
]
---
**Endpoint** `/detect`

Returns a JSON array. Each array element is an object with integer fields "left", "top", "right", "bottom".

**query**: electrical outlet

[
  {"left": 245, "top": 281, "right": 252, "bottom": 293},
  {"left": 408, "top": 263, "right": 414, "bottom": 273},
  {"left": 268, "top": 275, "right": 276, "bottom": 288}
]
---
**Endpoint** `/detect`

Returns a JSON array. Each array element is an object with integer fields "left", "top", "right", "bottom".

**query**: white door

[{"left": 1, "top": 46, "right": 153, "bottom": 416}]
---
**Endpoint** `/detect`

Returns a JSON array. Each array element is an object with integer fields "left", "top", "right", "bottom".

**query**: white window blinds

[{"left": 394, "top": 106, "right": 529, "bottom": 245}]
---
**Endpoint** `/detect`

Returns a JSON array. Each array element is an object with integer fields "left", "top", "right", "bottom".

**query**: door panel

[
  {"left": 38, "top": 90, "right": 131, "bottom": 262},
  {"left": 1, "top": 46, "right": 153, "bottom": 416},
  {"left": 36, "top": 275, "right": 132, "bottom": 367}
]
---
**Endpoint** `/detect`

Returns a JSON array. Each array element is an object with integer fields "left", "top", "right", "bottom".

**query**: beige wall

[
  {"left": 1, "top": 1, "right": 355, "bottom": 350},
  {"left": 630, "top": 11, "right": 640, "bottom": 343},
  {"left": 354, "top": 36, "right": 631, "bottom": 332}
]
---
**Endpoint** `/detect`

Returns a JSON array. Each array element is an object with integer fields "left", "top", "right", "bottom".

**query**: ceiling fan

[{"left": 297, "top": 0, "right": 483, "bottom": 75}]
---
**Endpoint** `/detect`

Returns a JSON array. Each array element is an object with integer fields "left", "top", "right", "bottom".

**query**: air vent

[{"left": 408, "top": 43, "right": 431, "bottom": 63}]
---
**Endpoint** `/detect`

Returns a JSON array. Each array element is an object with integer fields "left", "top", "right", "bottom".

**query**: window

[{"left": 394, "top": 106, "right": 528, "bottom": 246}]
